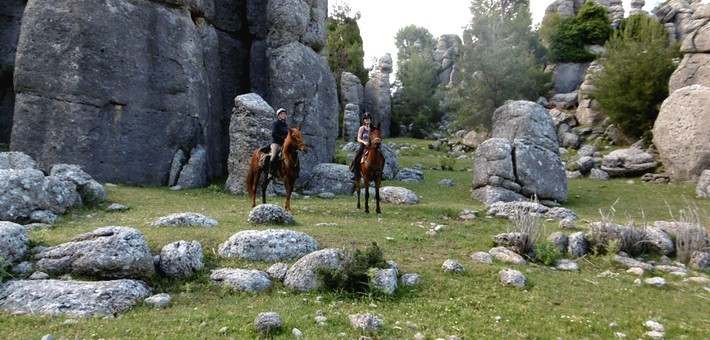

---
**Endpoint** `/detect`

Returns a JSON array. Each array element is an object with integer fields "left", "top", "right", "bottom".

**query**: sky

[{"left": 343, "top": 0, "right": 662, "bottom": 75}]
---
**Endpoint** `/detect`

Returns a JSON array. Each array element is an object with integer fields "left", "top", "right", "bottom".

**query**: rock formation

[
  {"left": 576, "top": 61, "right": 606, "bottom": 125},
  {"left": 365, "top": 54, "right": 393, "bottom": 138},
  {"left": 669, "top": 4, "right": 710, "bottom": 92},
  {"left": 654, "top": 0, "right": 697, "bottom": 43},
  {"left": 0, "top": 0, "right": 25, "bottom": 143},
  {"left": 341, "top": 72, "right": 365, "bottom": 142},
  {"left": 546, "top": 0, "right": 624, "bottom": 27},
  {"left": 432, "top": 35, "right": 462, "bottom": 87}
]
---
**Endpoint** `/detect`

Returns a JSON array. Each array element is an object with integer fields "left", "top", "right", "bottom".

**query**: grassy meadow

[{"left": 1, "top": 137, "right": 709, "bottom": 339}]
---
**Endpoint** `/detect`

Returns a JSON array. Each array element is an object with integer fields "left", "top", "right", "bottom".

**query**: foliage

[
  {"left": 549, "top": 1, "right": 612, "bottom": 62},
  {"left": 332, "top": 153, "right": 349, "bottom": 165},
  {"left": 0, "top": 256, "right": 13, "bottom": 283},
  {"left": 394, "top": 25, "right": 437, "bottom": 62},
  {"left": 439, "top": 156, "right": 456, "bottom": 170},
  {"left": 449, "top": 0, "right": 551, "bottom": 130},
  {"left": 507, "top": 199, "right": 546, "bottom": 256},
  {"left": 668, "top": 204, "right": 710, "bottom": 263},
  {"left": 326, "top": 2, "right": 368, "bottom": 100},
  {"left": 317, "top": 242, "right": 388, "bottom": 297},
  {"left": 590, "top": 14, "right": 676, "bottom": 139},
  {"left": 588, "top": 202, "right": 646, "bottom": 256},
  {"left": 534, "top": 241, "right": 563, "bottom": 266},
  {"left": 538, "top": 12, "right": 563, "bottom": 48}
]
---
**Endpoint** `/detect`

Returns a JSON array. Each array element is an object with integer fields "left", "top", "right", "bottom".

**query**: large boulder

[
  {"left": 0, "top": 221, "right": 29, "bottom": 263},
  {"left": 36, "top": 226, "right": 155, "bottom": 279},
  {"left": 679, "top": 4, "right": 710, "bottom": 54},
  {"left": 576, "top": 61, "right": 606, "bottom": 125},
  {"left": 381, "top": 144, "right": 400, "bottom": 180},
  {"left": 209, "top": 268, "right": 272, "bottom": 293},
  {"left": 268, "top": 42, "right": 338, "bottom": 180},
  {"left": 364, "top": 54, "right": 393, "bottom": 137},
  {"left": 341, "top": 72, "right": 364, "bottom": 141},
  {"left": 283, "top": 248, "right": 347, "bottom": 292},
  {"left": 0, "top": 0, "right": 26, "bottom": 143},
  {"left": 225, "top": 93, "right": 274, "bottom": 195},
  {"left": 158, "top": 240, "right": 204, "bottom": 278},
  {"left": 492, "top": 101, "right": 559, "bottom": 153},
  {"left": 669, "top": 53, "right": 710, "bottom": 92},
  {"left": 266, "top": 0, "right": 326, "bottom": 51},
  {"left": 0, "top": 279, "right": 151, "bottom": 317},
  {"left": 698, "top": 170, "right": 710, "bottom": 198},
  {"left": 175, "top": 145, "right": 208, "bottom": 189},
  {"left": 342, "top": 103, "right": 361, "bottom": 142},
  {"left": 552, "top": 63, "right": 590, "bottom": 94},
  {"left": 11, "top": 0, "right": 243, "bottom": 185},
  {"left": 0, "top": 152, "right": 36, "bottom": 170},
  {"left": 303, "top": 163, "right": 353, "bottom": 195},
  {"left": 653, "top": 85, "right": 710, "bottom": 181},
  {"left": 0, "top": 168, "right": 81, "bottom": 222},
  {"left": 472, "top": 138, "right": 517, "bottom": 191},
  {"left": 601, "top": 147, "right": 657, "bottom": 177},
  {"left": 513, "top": 139, "right": 567, "bottom": 202},
  {"left": 218, "top": 229, "right": 318, "bottom": 262},
  {"left": 462, "top": 129, "right": 490, "bottom": 149}
]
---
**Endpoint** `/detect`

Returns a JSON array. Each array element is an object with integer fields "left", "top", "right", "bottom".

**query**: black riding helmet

[{"left": 362, "top": 112, "right": 372, "bottom": 120}]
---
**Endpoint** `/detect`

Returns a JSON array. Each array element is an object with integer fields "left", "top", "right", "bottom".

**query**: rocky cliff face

[
  {"left": 8, "top": 0, "right": 336, "bottom": 186},
  {"left": 364, "top": 54, "right": 392, "bottom": 138},
  {"left": 0, "top": 0, "right": 25, "bottom": 144}
]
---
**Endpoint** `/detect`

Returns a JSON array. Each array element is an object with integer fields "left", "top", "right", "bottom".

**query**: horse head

[
  {"left": 288, "top": 127, "right": 307, "bottom": 153},
  {"left": 370, "top": 123, "right": 382, "bottom": 148}
]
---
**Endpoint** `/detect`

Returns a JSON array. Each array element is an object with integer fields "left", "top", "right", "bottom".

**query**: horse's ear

[
  {"left": 296, "top": 126, "right": 301, "bottom": 131},
  {"left": 376, "top": 122, "right": 381, "bottom": 130}
]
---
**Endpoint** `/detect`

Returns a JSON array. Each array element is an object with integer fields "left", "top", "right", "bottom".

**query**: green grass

[{"left": 2, "top": 137, "right": 710, "bottom": 339}]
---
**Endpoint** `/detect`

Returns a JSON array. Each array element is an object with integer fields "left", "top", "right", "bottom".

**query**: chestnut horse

[
  {"left": 246, "top": 127, "right": 307, "bottom": 212},
  {"left": 351, "top": 124, "right": 384, "bottom": 214}
]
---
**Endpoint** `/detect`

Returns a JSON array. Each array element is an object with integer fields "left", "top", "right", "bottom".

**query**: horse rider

[
  {"left": 350, "top": 112, "right": 372, "bottom": 180},
  {"left": 269, "top": 108, "right": 289, "bottom": 180}
]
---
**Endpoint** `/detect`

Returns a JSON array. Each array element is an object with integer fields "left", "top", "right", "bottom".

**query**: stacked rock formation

[
  {"left": 545, "top": 0, "right": 624, "bottom": 27},
  {"left": 341, "top": 72, "right": 365, "bottom": 142},
  {"left": 432, "top": 35, "right": 462, "bottom": 87},
  {"left": 576, "top": 61, "right": 606, "bottom": 125},
  {"left": 472, "top": 101, "right": 567, "bottom": 205},
  {"left": 365, "top": 54, "right": 393, "bottom": 138},
  {"left": 0, "top": 0, "right": 25, "bottom": 143},
  {"left": 653, "top": 3, "right": 710, "bottom": 182},
  {"left": 654, "top": 0, "right": 698, "bottom": 43}
]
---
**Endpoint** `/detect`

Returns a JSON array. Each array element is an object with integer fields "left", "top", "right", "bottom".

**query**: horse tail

[{"left": 245, "top": 150, "right": 261, "bottom": 200}]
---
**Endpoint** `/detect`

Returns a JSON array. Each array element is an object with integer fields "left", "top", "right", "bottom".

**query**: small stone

[
  {"left": 669, "top": 271, "right": 687, "bottom": 277},
  {"left": 470, "top": 252, "right": 493, "bottom": 264},
  {"left": 559, "top": 217, "right": 575, "bottom": 229},
  {"left": 144, "top": 293, "right": 171, "bottom": 308},
  {"left": 62, "top": 319, "right": 79, "bottom": 325},
  {"left": 106, "top": 203, "right": 129, "bottom": 212},
  {"left": 644, "top": 331, "right": 665, "bottom": 339},
  {"left": 414, "top": 333, "right": 425, "bottom": 340},
  {"left": 219, "top": 327, "right": 228, "bottom": 334},
  {"left": 683, "top": 277, "right": 710, "bottom": 284},
  {"left": 426, "top": 229, "right": 437, "bottom": 236},
  {"left": 292, "top": 328, "right": 303, "bottom": 337},
  {"left": 386, "top": 237, "right": 394, "bottom": 241},
  {"left": 400, "top": 273, "right": 420, "bottom": 286},
  {"left": 349, "top": 313, "right": 382, "bottom": 332},
  {"left": 555, "top": 259, "right": 579, "bottom": 271},
  {"left": 458, "top": 210, "right": 477, "bottom": 220},
  {"left": 598, "top": 270, "right": 619, "bottom": 278},
  {"left": 634, "top": 278, "right": 642, "bottom": 285},
  {"left": 315, "top": 316, "right": 327, "bottom": 324},
  {"left": 495, "top": 316, "right": 503, "bottom": 322},
  {"left": 28, "top": 271, "right": 49, "bottom": 280},
  {"left": 254, "top": 312, "right": 282, "bottom": 334},
  {"left": 442, "top": 259, "right": 465, "bottom": 273},
  {"left": 609, "top": 322, "right": 618, "bottom": 328},
  {"left": 615, "top": 332, "right": 627, "bottom": 338},
  {"left": 644, "top": 277, "right": 667, "bottom": 287},
  {"left": 499, "top": 268, "right": 526, "bottom": 288},
  {"left": 41, "top": 335, "right": 55, "bottom": 340},
  {"left": 644, "top": 320, "right": 665, "bottom": 332},
  {"left": 627, "top": 267, "right": 645, "bottom": 276}
]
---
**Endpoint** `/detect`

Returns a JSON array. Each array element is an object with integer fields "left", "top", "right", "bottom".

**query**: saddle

[
  {"left": 258, "top": 144, "right": 282, "bottom": 169},
  {"left": 361, "top": 148, "right": 370, "bottom": 164}
]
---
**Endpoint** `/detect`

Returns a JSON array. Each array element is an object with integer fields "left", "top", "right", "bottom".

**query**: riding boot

[
  {"left": 268, "top": 159, "right": 278, "bottom": 181},
  {"left": 350, "top": 164, "right": 359, "bottom": 181}
]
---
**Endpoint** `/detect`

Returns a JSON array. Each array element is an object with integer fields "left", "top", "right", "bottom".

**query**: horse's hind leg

[
  {"left": 260, "top": 169, "right": 268, "bottom": 204},
  {"left": 375, "top": 176, "right": 382, "bottom": 214},
  {"left": 355, "top": 176, "right": 361, "bottom": 209},
  {"left": 284, "top": 177, "right": 292, "bottom": 212},
  {"left": 364, "top": 179, "right": 370, "bottom": 214}
]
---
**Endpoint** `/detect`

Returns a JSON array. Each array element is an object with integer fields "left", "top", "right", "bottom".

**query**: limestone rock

[
  {"left": 381, "top": 144, "right": 400, "bottom": 180},
  {"left": 470, "top": 252, "right": 493, "bottom": 264},
  {"left": 669, "top": 53, "right": 710, "bottom": 92},
  {"left": 612, "top": 255, "right": 654, "bottom": 271},
  {"left": 492, "top": 101, "right": 559, "bottom": 153},
  {"left": 400, "top": 273, "right": 421, "bottom": 286},
  {"left": 151, "top": 212, "right": 218, "bottom": 227},
  {"left": 489, "top": 247, "right": 526, "bottom": 265},
  {"left": 499, "top": 269, "right": 526, "bottom": 288},
  {"left": 0, "top": 279, "right": 151, "bottom": 317},
  {"left": 462, "top": 130, "right": 489, "bottom": 149},
  {"left": 168, "top": 149, "right": 186, "bottom": 187},
  {"left": 210, "top": 268, "right": 272, "bottom": 293},
  {"left": 50, "top": 164, "right": 93, "bottom": 186},
  {"left": 283, "top": 249, "right": 347, "bottom": 292},
  {"left": 266, "top": 263, "right": 289, "bottom": 281},
  {"left": 653, "top": 85, "right": 710, "bottom": 181},
  {"left": 0, "top": 168, "right": 81, "bottom": 222},
  {"left": 36, "top": 226, "right": 155, "bottom": 279},
  {"left": 254, "top": 312, "right": 283, "bottom": 334},
  {"left": 364, "top": 54, "right": 393, "bottom": 138},
  {"left": 349, "top": 313, "right": 382, "bottom": 333},
  {"left": 0, "top": 221, "right": 29, "bottom": 263},
  {"left": 601, "top": 147, "right": 657, "bottom": 177},
  {"left": 158, "top": 241, "right": 204, "bottom": 278},
  {"left": 79, "top": 180, "right": 107, "bottom": 206},
  {"left": 341, "top": 72, "right": 364, "bottom": 141},
  {"left": 395, "top": 168, "right": 424, "bottom": 183},
  {"left": 472, "top": 138, "right": 517, "bottom": 190},
  {"left": 689, "top": 251, "right": 710, "bottom": 271},
  {"left": 175, "top": 145, "right": 208, "bottom": 189},
  {"left": 218, "top": 229, "right": 317, "bottom": 262},
  {"left": 303, "top": 163, "right": 353, "bottom": 195},
  {"left": 442, "top": 259, "right": 465, "bottom": 273},
  {"left": 568, "top": 232, "right": 589, "bottom": 258},
  {"left": 643, "top": 226, "right": 675, "bottom": 256},
  {"left": 555, "top": 259, "right": 579, "bottom": 271},
  {"left": 145, "top": 293, "right": 171, "bottom": 308},
  {"left": 552, "top": 63, "right": 590, "bottom": 94},
  {"left": 699, "top": 170, "right": 710, "bottom": 198},
  {"left": 0, "top": 152, "right": 36, "bottom": 170},
  {"left": 472, "top": 186, "right": 527, "bottom": 206},
  {"left": 548, "top": 232, "right": 569, "bottom": 253},
  {"left": 549, "top": 92, "right": 578, "bottom": 109},
  {"left": 370, "top": 268, "right": 398, "bottom": 295},
  {"left": 513, "top": 139, "right": 567, "bottom": 202},
  {"left": 379, "top": 186, "right": 419, "bottom": 205},
  {"left": 247, "top": 204, "right": 295, "bottom": 224}
]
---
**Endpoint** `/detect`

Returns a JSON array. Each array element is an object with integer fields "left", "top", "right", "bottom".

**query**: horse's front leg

[
  {"left": 364, "top": 177, "right": 370, "bottom": 214},
  {"left": 375, "top": 173, "right": 382, "bottom": 214},
  {"left": 284, "top": 177, "right": 292, "bottom": 213},
  {"left": 261, "top": 169, "right": 268, "bottom": 204},
  {"left": 355, "top": 173, "right": 361, "bottom": 210}
]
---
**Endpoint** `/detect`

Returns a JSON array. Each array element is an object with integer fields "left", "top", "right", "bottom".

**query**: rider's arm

[{"left": 357, "top": 126, "right": 368, "bottom": 146}]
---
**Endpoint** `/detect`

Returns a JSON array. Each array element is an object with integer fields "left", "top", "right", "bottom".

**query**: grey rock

[
  {"left": 284, "top": 249, "right": 347, "bottom": 292},
  {"left": 670, "top": 53, "right": 710, "bottom": 92},
  {"left": 342, "top": 142, "right": 359, "bottom": 152},
  {"left": 292, "top": 328, "right": 303, "bottom": 338},
  {"left": 79, "top": 180, "right": 106, "bottom": 206},
  {"left": 41, "top": 335, "right": 54, "bottom": 340},
  {"left": 472, "top": 186, "right": 527, "bottom": 206},
  {"left": 247, "top": 204, "right": 295, "bottom": 224},
  {"left": 145, "top": 293, "right": 171, "bottom": 308},
  {"left": 555, "top": 259, "right": 579, "bottom": 271},
  {"left": 462, "top": 130, "right": 490, "bottom": 149},
  {"left": 210, "top": 268, "right": 272, "bottom": 293},
  {"left": 29, "top": 210, "right": 60, "bottom": 224},
  {"left": 612, "top": 255, "right": 654, "bottom": 271},
  {"left": 470, "top": 252, "right": 493, "bottom": 264},
  {"left": 29, "top": 271, "right": 49, "bottom": 280},
  {"left": 513, "top": 139, "right": 567, "bottom": 203},
  {"left": 549, "top": 108, "right": 577, "bottom": 127},
  {"left": 0, "top": 152, "right": 36, "bottom": 170},
  {"left": 0, "top": 169, "right": 81, "bottom": 222},
  {"left": 486, "top": 201, "right": 549, "bottom": 219},
  {"left": 50, "top": 164, "right": 93, "bottom": 187},
  {"left": 225, "top": 93, "right": 274, "bottom": 195},
  {"left": 643, "top": 227, "right": 674, "bottom": 256},
  {"left": 0, "top": 279, "right": 151, "bottom": 317},
  {"left": 545, "top": 207, "right": 578, "bottom": 221},
  {"left": 380, "top": 144, "right": 400, "bottom": 180},
  {"left": 364, "top": 54, "right": 393, "bottom": 137},
  {"left": 548, "top": 232, "right": 569, "bottom": 253},
  {"left": 303, "top": 163, "right": 353, "bottom": 195},
  {"left": 576, "top": 156, "right": 596, "bottom": 174},
  {"left": 266, "top": 263, "right": 289, "bottom": 281},
  {"left": 492, "top": 232, "right": 528, "bottom": 253},
  {"left": 168, "top": 149, "right": 186, "bottom": 187},
  {"left": 400, "top": 273, "right": 421, "bottom": 286},
  {"left": 36, "top": 226, "right": 155, "bottom": 279},
  {"left": 175, "top": 145, "right": 208, "bottom": 189},
  {"left": 689, "top": 251, "right": 710, "bottom": 271},
  {"left": 254, "top": 312, "right": 283, "bottom": 334},
  {"left": 552, "top": 63, "right": 590, "bottom": 93},
  {"left": 458, "top": 210, "right": 477, "bottom": 220},
  {"left": 559, "top": 217, "right": 576, "bottom": 229},
  {"left": 566, "top": 170, "right": 583, "bottom": 179},
  {"left": 268, "top": 42, "right": 338, "bottom": 180},
  {"left": 379, "top": 186, "right": 419, "bottom": 205},
  {"left": 438, "top": 179, "right": 454, "bottom": 186},
  {"left": 349, "top": 313, "right": 382, "bottom": 333},
  {"left": 601, "top": 148, "right": 657, "bottom": 177},
  {"left": 151, "top": 212, "right": 218, "bottom": 227},
  {"left": 489, "top": 247, "right": 527, "bottom": 265},
  {"left": 395, "top": 168, "right": 424, "bottom": 182},
  {"left": 549, "top": 92, "right": 578, "bottom": 109},
  {"left": 568, "top": 232, "right": 589, "bottom": 258},
  {"left": 106, "top": 203, "right": 128, "bottom": 212},
  {"left": 371, "top": 268, "right": 398, "bottom": 295},
  {"left": 492, "top": 101, "right": 559, "bottom": 153},
  {"left": 698, "top": 170, "right": 710, "bottom": 198},
  {"left": 218, "top": 229, "right": 317, "bottom": 262},
  {"left": 589, "top": 168, "right": 610, "bottom": 180},
  {"left": 11, "top": 261, "right": 34, "bottom": 275},
  {"left": 499, "top": 268, "right": 526, "bottom": 288},
  {"left": 472, "top": 138, "right": 516, "bottom": 189},
  {"left": 0, "top": 221, "right": 30, "bottom": 263},
  {"left": 578, "top": 144, "right": 596, "bottom": 157},
  {"left": 159, "top": 241, "right": 204, "bottom": 278},
  {"left": 643, "top": 277, "right": 667, "bottom": 287}
]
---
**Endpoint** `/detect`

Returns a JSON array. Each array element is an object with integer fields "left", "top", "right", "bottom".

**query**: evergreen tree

[
  {"left": 548, "top": 1, "right": 612, "bottom": 62},
  {"left": 590, "top": 14, "right": 677, "bottom": 139},
  {"left": 326, "top": 3, "right": 368, "bottom": 92},
  {"left": 450, "top": 0, "right": 550, "bottom": 129}
]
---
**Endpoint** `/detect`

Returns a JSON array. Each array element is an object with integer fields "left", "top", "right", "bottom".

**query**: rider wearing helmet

[
  {"left": 269, "top": 108, "right": 289, "bottom": 179},
  {"left": 350, "top": 112, "right": 372, "bottom": 180}
]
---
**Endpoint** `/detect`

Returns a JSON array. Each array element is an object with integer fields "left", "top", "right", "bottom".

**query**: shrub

[
  {"left": 669, "top": 205, "right": 710, "bottom": 263},
  {"left": 332, "top": 153, "right": 349, "bottom": 165},
  {"left": 507, "top": 200, "right": 546, "bottom": 256},
  {"left": 535, "top": 241, "right": 563, "bottom": 266},
  {"left": 439, "top": 157, "right": 456, "bottom": 171},
  {"left": 588, "top": 204, "right": 646, "bottom": 256},
  {"left": 549, "top": 1, "right": 612, "bottom": 62},
  {"left": 317, "top": 242, "right": 389, "bottom": 297},
  {"left": 0, "top": 256, "right": 13, "bottom": 283},
  {"left": 590, "top": 14, "right": 676, "bottom": 138}
]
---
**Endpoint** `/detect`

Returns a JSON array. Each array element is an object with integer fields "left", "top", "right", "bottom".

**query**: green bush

[
  {"left": 549, "top": 1, "right": 612, "bottom": 62},
  {"left": 317, "top": 242, "right": 389, "bottom": 297},
  {"left": 0, "top": 256, "right": 13, "bottom": 283},
  {"left": 332, "top": 153, "right": 349, "bottom": 165},
  {"left": 591, "top": 14, "right": 676, "bottom": 138},
  {"left": 439, "top": 157, "right": 456, "bottom": 171},
  {"left": 534, "top": 241, "right": 563, "bottom": 266}
]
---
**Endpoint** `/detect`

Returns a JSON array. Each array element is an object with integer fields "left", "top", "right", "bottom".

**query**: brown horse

[
  {"left": 246, "top": 127, "right": 307, "bottom": 212},
  {"left": 352, "top": 124, "right": 384, "bottom": 214}
]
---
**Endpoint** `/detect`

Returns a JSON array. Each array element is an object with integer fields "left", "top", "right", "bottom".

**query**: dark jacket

[{"left": 272, "top": 119, "right": 289, "bottom": 145}]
